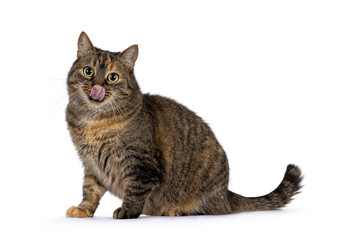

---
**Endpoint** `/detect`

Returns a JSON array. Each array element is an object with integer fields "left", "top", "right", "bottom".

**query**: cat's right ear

[{"left": 77, "top": 32, "right": 95, "bottom": 58}]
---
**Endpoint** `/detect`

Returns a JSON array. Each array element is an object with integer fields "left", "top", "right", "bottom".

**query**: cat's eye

[
  {"left": 107, "top": 73, "right": 119, "bottom": 83},
  {"left": 83, "top": 67, "right": 94, "bottom": 77}
]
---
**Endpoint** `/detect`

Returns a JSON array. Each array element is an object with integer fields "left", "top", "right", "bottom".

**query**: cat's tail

[{"left": 228, "top": 164, "right": 303, "bottom": 213}]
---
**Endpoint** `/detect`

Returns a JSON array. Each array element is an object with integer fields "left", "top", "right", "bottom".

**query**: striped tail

[{"left": 228, "top": 164, "right": 303, "bottom": 213}]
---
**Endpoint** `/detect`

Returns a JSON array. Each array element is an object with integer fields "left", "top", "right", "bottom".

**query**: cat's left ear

[
  {"left": 119, "top": 45, "right": 138, "bottom": 69},
  {"left": 77, "top": 32, "right": 95, "bottom": 58}
]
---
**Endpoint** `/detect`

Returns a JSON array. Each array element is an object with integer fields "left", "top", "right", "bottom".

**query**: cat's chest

[
  {"left": 75, "top": 119, "right": 129, "bottom": 198},
  {"left": 83, "top": 118, "right": 126, "bottom": 143},
  {"left": 69, "top": 117, "right": 128, "bottom": 152},
  {"left": 85, "top": 151, "right": 125, "bottom": 198}
]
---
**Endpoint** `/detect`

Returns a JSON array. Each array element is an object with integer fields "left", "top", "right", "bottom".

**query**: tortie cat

[{"left": 66, "top": 32, "right": 303, "bottom": 219}]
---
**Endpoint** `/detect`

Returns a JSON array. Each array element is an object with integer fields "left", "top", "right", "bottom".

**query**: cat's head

[{"left": 67, "top": 32, "right": 142, "bottom": 118}]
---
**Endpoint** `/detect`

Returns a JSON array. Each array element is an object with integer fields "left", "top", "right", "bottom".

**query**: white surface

[{"left": 1, "top": 0, "right": 339, "bottom": 239}]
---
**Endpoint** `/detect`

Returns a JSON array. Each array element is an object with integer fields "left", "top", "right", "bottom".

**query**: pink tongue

[{"left": 90, "top": 85, "right": 106, "bottom": 101}]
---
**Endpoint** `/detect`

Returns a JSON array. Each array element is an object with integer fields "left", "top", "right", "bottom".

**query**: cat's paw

[
  {"left": 66, "top": 206, "right": 93, "bottom": 218},
  {"left": 113, "top": 207, "right": 140, "bottom": 219}
]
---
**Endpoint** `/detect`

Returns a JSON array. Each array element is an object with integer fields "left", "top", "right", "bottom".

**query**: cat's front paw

[
  {"left": 113, "top": 207, "right": 140, "bottom": 219},
  {"left": 66, "top": 206, "right": 93, "bottom": 218}
]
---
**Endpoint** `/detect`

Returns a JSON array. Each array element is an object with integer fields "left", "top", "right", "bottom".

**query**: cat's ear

[
  {"left": 119, "top": 45, "right": 138, "bottom": 69},
  {"left": 77, "top": 32, "right": 95, "bottom": 58}
]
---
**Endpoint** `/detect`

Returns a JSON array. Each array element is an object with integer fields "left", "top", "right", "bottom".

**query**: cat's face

[{"left": 67, "top": 32, "right": 141, "bottom": 117}]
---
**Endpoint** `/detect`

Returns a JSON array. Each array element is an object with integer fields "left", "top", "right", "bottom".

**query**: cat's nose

[{"left": 93, "top": 78, "right": 105, "bottom": 86}]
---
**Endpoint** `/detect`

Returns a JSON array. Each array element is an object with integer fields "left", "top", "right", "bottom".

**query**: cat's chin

[{"left": 88, "top": 96, "right": 106, "bottom": 105}]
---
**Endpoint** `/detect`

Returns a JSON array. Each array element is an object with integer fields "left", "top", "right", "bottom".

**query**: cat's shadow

[
  {"left": 52, "top": 209, "right": 288, "bottom": 225},
  {"left": 57, "top": 214, "right": 228, "bottom": 223}
]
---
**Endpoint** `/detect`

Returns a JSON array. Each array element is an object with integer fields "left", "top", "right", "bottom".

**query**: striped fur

[{"left": 66, "top": 32, "right": 303, "bottom": 219}]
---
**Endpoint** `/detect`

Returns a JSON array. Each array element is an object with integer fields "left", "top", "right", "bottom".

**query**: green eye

[
  {"left": 83, "top": 67, "right": 94, "bottom": 77},
  {"left": 107, "top": 73, "right": 119, "bottom": 83}
]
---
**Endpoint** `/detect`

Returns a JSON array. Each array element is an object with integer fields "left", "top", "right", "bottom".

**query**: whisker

[
  {"left": 111, "top": 94, "right": 136, "bottom": 108},
  {"left": 47, "top": 90, "right": 79, "bottom": 115},
  {"left": 112, "top": 93, "right": 151, "bottom": 114},
  {"left": 38, "top": 85, "right": 68, "bottom": 90},
  {"left": 112, "top": 97, "right": 128, "bottom": 121},
  {"left": 69, "top": 91, "right": 83, "bottom": 106},
  {"left": 109, "top": 99, "right": 117, "bottom": 122},
  {"left": 46, "top": 77, "right": 67, "bottom": 81},
  {"left": 110, "top": 96, "right": 140, "bottom": 132}
]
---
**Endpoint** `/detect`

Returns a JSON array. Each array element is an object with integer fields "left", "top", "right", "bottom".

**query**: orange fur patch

[
  {"left": 84, "top": 118, "right": 126, "bottom": 143},
  {"left": 66, "top": 206, "right": 92, "bottom": 218},
  {"left": 152, "top": 199, "right": 200, "bottom": 216}
]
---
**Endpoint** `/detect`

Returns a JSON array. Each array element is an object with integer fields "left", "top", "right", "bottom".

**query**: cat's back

[
  {"left": 142, "top": 93, "right": 219, "bottom": 162},
  {"left": 142, "top": 93, "right": 207, "bottom": 128}
]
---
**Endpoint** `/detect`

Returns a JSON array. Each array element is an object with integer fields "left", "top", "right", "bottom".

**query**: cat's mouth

[
  {"left": 88, "top": 85, "right": 106, "bottom": 103},
  {"left": 89, "top": 95, "right": 105, "bottom": 103},
  {"left": 90, "top": 85, "right": 106, "bottom": 101}
]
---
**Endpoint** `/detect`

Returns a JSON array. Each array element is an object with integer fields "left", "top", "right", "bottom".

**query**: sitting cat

[{"left": 66, "top": 32, "right": 302, "bottom": 219}]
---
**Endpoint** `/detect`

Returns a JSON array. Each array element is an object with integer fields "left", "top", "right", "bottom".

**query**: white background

[{"left": 1, "top": 0, "right": 339, "bottom": 239}]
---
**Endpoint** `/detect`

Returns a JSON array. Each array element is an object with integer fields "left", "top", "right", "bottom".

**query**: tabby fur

[{"left": 66, "top": 32, "right": 302, "bottom": 219}]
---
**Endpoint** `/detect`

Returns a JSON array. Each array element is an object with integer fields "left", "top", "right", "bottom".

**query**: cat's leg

[
  {"left": 66, "top": 175, "right": 106, "bottom": 218},
  {"left": 113, "top": 178, "right": 154, "bottom": 219},
  {"left": 113, "top": 158, "right": 161, "bottom": 219}
]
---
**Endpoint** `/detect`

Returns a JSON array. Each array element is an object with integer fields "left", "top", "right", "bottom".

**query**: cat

[{"left": 66, "top": 32, "right": 303, "bottom": 219}]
